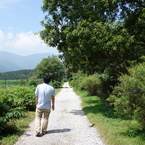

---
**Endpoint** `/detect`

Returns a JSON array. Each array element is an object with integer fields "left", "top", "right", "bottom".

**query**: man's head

[{"left": 43, "top": 75, "right": 51, "bottom": 84}]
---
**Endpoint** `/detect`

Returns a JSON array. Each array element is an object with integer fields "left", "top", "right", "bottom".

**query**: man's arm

[
  {"left": 35, "top": 95, "right": 38, "bottom": 105},
  {"left": 51, "top": 96, "right": 55, "bottom": 110}
]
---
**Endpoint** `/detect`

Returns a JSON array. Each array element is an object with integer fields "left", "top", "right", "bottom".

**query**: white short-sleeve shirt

[{"left": 35, "top": 83, "right": 55, "bottom": 109}]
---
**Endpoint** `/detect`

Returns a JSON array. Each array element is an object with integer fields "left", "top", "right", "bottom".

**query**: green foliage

[
  {"left": 8, "top": 86, "right": 36, "bottom": 111},
  {"left": 79, "top": 75, "right": 101, "bottom": 96},
  {"left": 73, "top": 86, "right": 145, "bottom": 145},
  {"left": 40, "top": 0, "right": 117, "bottom": 47},
  {"left": 40, "top": 1, "right": 145, "bottom": 95},
  {"left": 0, "top": 69, "right": 35, "bottom": 80},
  {"left": 70, "top": 72, "right": 114, "bottom": 100},
  {"left": 35, "top": 55, "right": 65, "bottom": 82},
  {"left": 19, "top": 79, "right": 27, "bottom": 85},
  {"left": 51, "top": 80, "right": 62, "bottom": 88},
  {"left": 40, "top": 0, "right": 118, "bottom": 75},
  {"left": 28, "top": 80, "right": 38, "bottom": 86},
  {"left": 0, "top": 86, "right": 35, "bottom": 134},
  {"left": 67, "top": 20, "right": 137, "bottom": 76},
  {"left": 39, "top": 0, "right": 145, "bottom": 76},
  {"left": 1, "top": 111, "right": 35, "bottom": 145},
  {"left": 97, "top": 73, "right": 113, "bottom": 101},
  {"left": 108, "top": 62, "right": 145, "bottom": 128},
  {"left": 69, "top": 71, "right": 86, "bottom": 88}
]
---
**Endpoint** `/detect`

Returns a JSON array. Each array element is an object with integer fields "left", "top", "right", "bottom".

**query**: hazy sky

[{"left": 0, "top": 0, "right": 59, "bottom": 56}]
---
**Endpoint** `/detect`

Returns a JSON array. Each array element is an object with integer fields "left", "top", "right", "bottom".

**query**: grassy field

[
  {"left": 0, "top": 79, "right": 27, "bottom": 88},
  {"left": 74, "top": 88, "right": 145, "bottom": 145},
  {"left": 0, "top": 79, "right": 43, "bottom": 88}
]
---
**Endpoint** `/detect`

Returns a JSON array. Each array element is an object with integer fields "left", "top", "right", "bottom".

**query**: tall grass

[{"left": 73, "top": 88, "right": 145, "bottom": 145}]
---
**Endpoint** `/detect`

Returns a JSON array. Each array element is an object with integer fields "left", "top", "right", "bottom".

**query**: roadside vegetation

[
  {"left": 0, "top": 86, "right": 61, "bottom": 145},
  {"left": 0, "top": 55, "right": 64, "bottom": 145},
  {"left": 1, "top": 111, "right": 35, "bottom": 145},
  {"left": 70, "top": 62, "right": 145, "bottom": 145},
  {"left": 1, "top": 0, "right": 145, "bottom": 145},
  {"left": 39, "top": 1, "right": 145, "bottom": 144},
  {"left": 73, "top": 88, "right": 145, "bottom": 145}
]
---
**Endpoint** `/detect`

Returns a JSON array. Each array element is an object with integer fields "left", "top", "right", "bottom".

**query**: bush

[
  {"left": 69, "top": 71, "right": 86, "bottom": 88},
  {"left": 7, "top": 86, "right": 36, "bottom": 111},
  {"left": 28, "top": 80, "right": 38, "bottom": 86},
  {"left": 52, "top": 81, "right": 63, "bottom": 88},
  {"left": 0, "top": 86, "right": 36, "bottom": 134},
  {"left": 97, "top": 73, "right": 113, "bottom": 101},
  {"left": 108, "top": 62, "right": 145, "bottom": 128},
  {"left": 0, "top": 89, "right": 24, "bottom": 134},
  {"left": 79, "top": 75, "right": 101, "bottom": 95}
]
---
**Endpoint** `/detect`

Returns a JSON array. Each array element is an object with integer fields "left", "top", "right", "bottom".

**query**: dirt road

[{"left": 14, "top": 82, "right": 105, "bottom": 145}]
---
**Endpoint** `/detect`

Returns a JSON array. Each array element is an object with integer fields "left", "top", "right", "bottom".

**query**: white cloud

[
  {"left": 0, "top": 30, "right": 6, "bottom": 45},
  {"left": 0, "top": 30, "right": 59, "bottom": 56}
]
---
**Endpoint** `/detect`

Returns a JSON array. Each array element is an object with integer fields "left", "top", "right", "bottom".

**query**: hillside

[
  {"left": 0, "top": 51, "right": 54, "bottom": 72},
  {"left": 0, "top": 69, "right": 35, "bottom": 80}
]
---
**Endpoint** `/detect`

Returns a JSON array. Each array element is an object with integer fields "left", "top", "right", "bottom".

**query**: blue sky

[{"left": 0, "top": 0, "right": 59, "bottom": 56}]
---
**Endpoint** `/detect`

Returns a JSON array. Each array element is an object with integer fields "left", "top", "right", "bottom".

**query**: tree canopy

[
  {"left": 39, "top": 0, "right": 145, "bottom": 78},
  {"left": 35, "top": 55, "right": 64, "bottom": 82}
]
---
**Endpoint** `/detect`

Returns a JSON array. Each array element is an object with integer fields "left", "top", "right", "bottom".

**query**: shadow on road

[
  {"left": 69, "top": 109, "right": 85, "bottom": 116},
  {"left": 47, "top": 128, "right": 71, "bottom": 134}
]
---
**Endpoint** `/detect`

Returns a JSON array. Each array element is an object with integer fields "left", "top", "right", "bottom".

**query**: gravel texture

[{"left": 14, "top": 82, "right": 105, "bottom": 145}]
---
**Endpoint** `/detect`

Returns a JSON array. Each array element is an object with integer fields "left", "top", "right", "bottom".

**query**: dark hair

[{"left": 43, "top": 75, "right": 51, "bottom": 84}]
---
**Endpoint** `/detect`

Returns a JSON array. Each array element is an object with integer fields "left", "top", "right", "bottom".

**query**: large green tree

[
  {"left": 40, "top": 0, "right": 118, "bottom": 50},
  {"left": 39, "top": 0, "right": 145, "bottom": 77},
  {"left": 40, "top": 0, "right": 118, "bottom": 73},
  {"left": 65, "top": 21, "right": 135, "bottom": 75},
  {"left": 35, "top": 55, "right": 64, "bottom": 82},
  {"left": 118, "top": 1, "right": 145, "bottom": 60}
]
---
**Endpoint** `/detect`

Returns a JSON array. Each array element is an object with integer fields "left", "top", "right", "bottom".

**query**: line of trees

[
  {"left": 38, "top": 1, "right": 145, "bottom": 128},
  {"left": 0, "top": 69, "right": 35, "bottom": 80}
]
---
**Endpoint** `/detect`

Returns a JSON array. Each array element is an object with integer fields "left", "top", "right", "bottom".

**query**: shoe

[
  {"left": 36, "top": 132, "right": 40, "bottom": 137},
  {"left": 42, "top": 131, "right": 46, "bottom": 135}
]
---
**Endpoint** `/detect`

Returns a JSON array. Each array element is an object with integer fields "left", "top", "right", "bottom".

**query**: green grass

[
  {"left": 0, "top": 111, "right": 35, "bottom": 145},
  {"left": 73, "top": 88, "right": 145, "bottom": 145}
]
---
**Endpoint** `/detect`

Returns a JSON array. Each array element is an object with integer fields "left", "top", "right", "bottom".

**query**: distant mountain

[{"left": 0, "top": 51, "right": 54, "bottom": 72}]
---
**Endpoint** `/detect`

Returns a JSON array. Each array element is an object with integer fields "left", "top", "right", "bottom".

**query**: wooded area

[
  {"left": 39, "top": 0, "right": 145, "bottom": 130},
  {"left": 0, "top": 69, "right": 34, "bottom": 80},
  {"left": 40, "top": 0, "right": 145, "bottom": 78}
]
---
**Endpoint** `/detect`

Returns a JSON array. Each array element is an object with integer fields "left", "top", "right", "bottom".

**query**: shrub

[
  {"left": 52, "top": 80, "right": 62, "bottom": 88},
  {"left": 28, "top": 80, "right": 38, "bottom": 86},
  {"left": 69, "top": 71, "right": 86, "bottom": 88},
  {"left": 19, "top": 79, "right": 27, "bottom": 85},
  {"left": 0, "top": 86, "right": 36, "bottom": 134},
  {"left": 98, "top": 73, "right": 113, "bottom": 101},
  {"left": 7, "top": 86, "right": 36, "bottom": 111},
  {"left": 108, "top": 62, "right": 145, "bottom": 129},
  {"left": 79, "top": 75, "right": 101, "bottom": 95},
  {"left": 0, "top": 89, "right": 24, "bottom": 134}
]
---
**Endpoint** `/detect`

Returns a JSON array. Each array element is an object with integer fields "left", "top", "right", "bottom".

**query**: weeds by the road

[
  {"left": 74, "top": 88, "right": 145, "bottom": 145},
  {"left": 1, "top": 111, "right": 35, "bottom": 145}
]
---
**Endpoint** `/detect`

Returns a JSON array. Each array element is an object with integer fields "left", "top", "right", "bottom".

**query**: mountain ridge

[{"left": 0, "top": 51, "right": 54, "bottom": 72}]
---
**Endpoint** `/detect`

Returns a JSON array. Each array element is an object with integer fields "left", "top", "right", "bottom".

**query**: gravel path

[{"left": 14, "top": 82, "right": 105, "bottom": 145}]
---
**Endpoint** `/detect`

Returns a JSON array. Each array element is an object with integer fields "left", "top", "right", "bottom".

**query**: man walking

[{"left": 35, "top": 75, "right": 55, "bottom": 136}]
